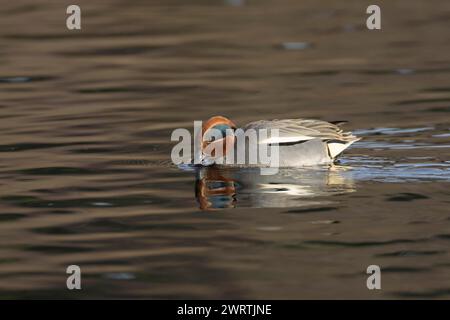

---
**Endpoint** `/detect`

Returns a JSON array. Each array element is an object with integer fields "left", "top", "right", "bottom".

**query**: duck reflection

[{"left": 194, "top": 165, "right": 356, "bottom": 210}]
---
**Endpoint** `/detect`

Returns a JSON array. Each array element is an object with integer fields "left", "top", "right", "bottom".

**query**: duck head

[{"left": 201, "top": 116, "right": 237, "bottom": 165}]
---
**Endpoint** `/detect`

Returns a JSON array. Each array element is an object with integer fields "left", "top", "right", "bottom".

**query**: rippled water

[{"left": 0, "top": 0, "right": 450, "bottom": 299}]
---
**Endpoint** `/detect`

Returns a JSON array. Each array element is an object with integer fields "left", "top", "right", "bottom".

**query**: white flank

[{"left": 259, "top": 136, "right": 314, "bottom": 144}]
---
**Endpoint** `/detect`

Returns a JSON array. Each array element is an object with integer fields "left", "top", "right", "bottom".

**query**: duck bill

[{"left": 202, "top": 135, "right": 235, "bottom": 165}]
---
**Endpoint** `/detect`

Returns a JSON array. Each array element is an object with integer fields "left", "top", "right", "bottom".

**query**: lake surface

[{"left": 0, "top": 0, "right": 449, "bottom": 299}]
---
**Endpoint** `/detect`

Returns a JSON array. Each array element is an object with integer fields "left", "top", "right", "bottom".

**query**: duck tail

[{"left": 327, "top": 137, "right": 361, "bottom": 159}]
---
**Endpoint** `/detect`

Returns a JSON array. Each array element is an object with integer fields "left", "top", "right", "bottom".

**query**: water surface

[{"left": 0, "top": 0, "right": 449, "bottom": 299}]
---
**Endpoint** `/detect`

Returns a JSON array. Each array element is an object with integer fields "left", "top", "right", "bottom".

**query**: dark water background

[{"left": 0, "top": 0, "right": 449, "bottom": 298}]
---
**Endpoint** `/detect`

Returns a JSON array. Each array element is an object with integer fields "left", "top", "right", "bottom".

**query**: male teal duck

[{"left": 201, "top": 115, "right": 360, "bottom": 167}]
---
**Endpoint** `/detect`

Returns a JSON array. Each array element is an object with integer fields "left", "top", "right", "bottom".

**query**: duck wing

[{"left": 243, "top": 118, "right": 360, "bottom": 157}]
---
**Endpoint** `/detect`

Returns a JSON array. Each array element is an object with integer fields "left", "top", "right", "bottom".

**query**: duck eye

[{"left": 204, "top": 135, "right": 216, "bottom": 143}]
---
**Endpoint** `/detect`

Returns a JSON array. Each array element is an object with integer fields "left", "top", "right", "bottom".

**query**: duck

[{"left": 200, "top": 115, "right": 360, "bottom": 167}]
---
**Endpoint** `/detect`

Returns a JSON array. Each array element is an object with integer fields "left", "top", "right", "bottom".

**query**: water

[{"left": 0, "top": 0, "right": 449, "bottom": 299}]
